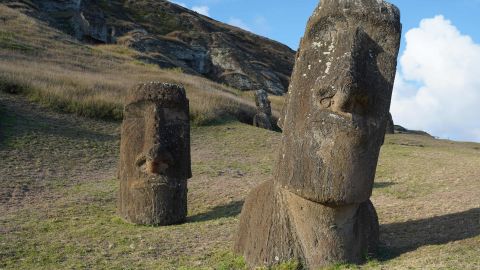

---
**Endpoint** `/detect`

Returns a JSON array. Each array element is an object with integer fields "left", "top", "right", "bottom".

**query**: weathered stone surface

[
  {"left": 118, "top": 82, "right": 191, "bottom": 226},
  {"left": 235, "top": 0, "right": 401, "bottom": 268},
  {"left": 234, "top": 181, "right": 379, "bottom": 269},
  {"left": 275, "top": 0, "right": 401, "bottom": 205},
  {"left": 13, "top": 0, "right": 114, "bottom": 44},
  {"left": 71, "top": 2, "right": 115, "bottom": 44},
  {"left": 253, "top": 89, "right": 273, "bottom": 130}
]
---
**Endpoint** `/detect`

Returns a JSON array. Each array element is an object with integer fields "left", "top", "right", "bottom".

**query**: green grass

[
  {"left": 26, "top": 85, "right": 124, "bottom": 120},
  {"left": 0, "top": 162, "right": 244, "bottom": 269},
  {"left": 123, "top": 1, "right": 186, "bottom": 35},
  {"left": 0, "top": 30, "right": 37, "bottom": 52},
  {"left": 1, "top": 99, "right": 479, "bottom": 269}
]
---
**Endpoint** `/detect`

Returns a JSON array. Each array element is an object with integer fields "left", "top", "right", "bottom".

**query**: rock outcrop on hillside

[
  {"left": 394, "top": 125, "right": 433, "bottom": 137},
  {"left": 1, "top": 0, "right": 295, "bottom": 95}
]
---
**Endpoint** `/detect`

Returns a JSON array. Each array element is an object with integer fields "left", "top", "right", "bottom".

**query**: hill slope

[
  {"left": 0, "top": 4, "right": 290, "bottom": 125},
  {"left": 0, "top": 0, "right": 295, "bottom": 95}
]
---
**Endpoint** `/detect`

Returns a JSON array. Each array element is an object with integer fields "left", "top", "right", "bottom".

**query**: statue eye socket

[{"left": 320, "top": 97, "right": 332, "bottom": 108}]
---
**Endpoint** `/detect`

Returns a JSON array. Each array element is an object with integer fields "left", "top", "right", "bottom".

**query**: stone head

[
  {"left": 275, "top": 0, "right": 401, "bottom": 204},
  {"left": 120, "top": 82, "right": 191, "bottom": 181},
  {"left": 254, "top": 89, "right": 272, "bottom": 116}
]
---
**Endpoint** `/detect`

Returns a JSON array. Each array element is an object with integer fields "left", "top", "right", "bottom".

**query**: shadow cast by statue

[
  {"left": 374, "top": 182, "right": 396, "bottom": 189},
  {"left": 188, "top": 200, "right": 244, "bottom": 223},
  {"left": 379, "top": 208, "right": 480, "bottom": 260}
]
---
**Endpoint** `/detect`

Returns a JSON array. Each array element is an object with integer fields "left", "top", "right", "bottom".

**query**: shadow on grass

[
  {"left": 374, "top": 182, "right": 396, "bottom": 189},
  {"left": 0, "top": 93, "right": 117, "bottom": 147},
  {"left": 378, "top": 207, "right": 480, "bottom": 260},
  {"left": 188, "top": 200, "right": 244, "bottom": 223}
]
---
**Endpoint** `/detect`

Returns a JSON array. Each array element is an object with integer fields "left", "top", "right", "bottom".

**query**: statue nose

[
  {"left": 331, "top": 78, "right": 370, "bottom": 116},
  {"left": 330, "top": 28, "right": 370, "bottom": 116},
  {"left": 331, "top": 86, "right": 352, "bottom": 114}
]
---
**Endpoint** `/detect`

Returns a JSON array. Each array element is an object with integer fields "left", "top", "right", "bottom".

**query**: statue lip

[
  {"left": 327, "top": 111, "right": 353, "bottom": 122},
  {"left": 309, "top": 110, "right": 355, "bottom": 126},
  {"left": 308, "top": 109, "right": 380, "bottom": 139}
]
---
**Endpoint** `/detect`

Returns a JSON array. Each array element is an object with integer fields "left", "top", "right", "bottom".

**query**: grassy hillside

[
  {"left": 1, "top": 92, "right": 479, "bottom": 269},
  {"left": 1, "top": 3, "right": 479, "bottom": 270},
  {"left": 0, "top": 4, "right": 283, "bottom": 126},
  {"left": 0, "top": 0, "right": 295, "bottom": 95}
]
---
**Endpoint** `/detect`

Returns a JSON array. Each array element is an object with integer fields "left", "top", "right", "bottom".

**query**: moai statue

[
  {"left": 234, "top": 0, "right": 401, "bottom": 269},
  {"left": 253, "top": 89, "right": 273, "bottom": 130},
  {"left": 118, "top": 82, "right": 191, "bottom": 226},
  {"left": 386, "top": 112, "right": 395, "bottom": 134}
]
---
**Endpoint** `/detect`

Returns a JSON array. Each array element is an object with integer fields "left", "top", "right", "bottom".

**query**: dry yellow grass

[{"left": 0, "top": 4, "right": 262, "bottom": 125}]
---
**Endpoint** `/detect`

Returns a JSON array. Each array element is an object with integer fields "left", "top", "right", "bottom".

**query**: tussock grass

[{"left": 0, "top": 4, "right": 259, "bottom": 125}]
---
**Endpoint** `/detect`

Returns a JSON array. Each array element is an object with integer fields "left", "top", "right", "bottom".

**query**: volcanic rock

[
  {"left": 386, "top": 112, "right": 395, "bottom": 134},
  {"left": 2, "top": 0, "right": 295, "bottom": 95},
  {"left": 118, "top": 82, "right": 191, "bottom": 226},
  {"left": 253, "top": 89, "right": 273, "bottom": 130},
  {"left": 235, "top": 0, "right": 401, "bottom": 268}
]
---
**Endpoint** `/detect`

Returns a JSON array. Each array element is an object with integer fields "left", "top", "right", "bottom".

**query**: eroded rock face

[
  {"left": 118, "top": 82, "right": 191, "bottom": 226},
  {"left": 235, "top": 0, "right": 401, "bottom": 268},
  {"left": 253, "top": 89, "right": 273, "bottom": 130},
  {"left": 25, "top": 0, "right": 114, "bottom": 44},
  {"left": 72, "top": 2, "right": 114, "bottom": 44},
  {"left": 235, "top": 181, "right": 379, "bottom": 268},
  {"left": 275, "top": 0, "right": 401, "bottom": 205}
]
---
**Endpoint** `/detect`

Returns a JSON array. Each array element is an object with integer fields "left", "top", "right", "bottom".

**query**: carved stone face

[
  {"left": 119, "top": 83, "right": 191, "bottom": 183},
  {"left": 255, "top": 90, "right": 272, "bottom": 116},
  {"left": 143, "top": 103, "right": 189, "bottom": 175},
  {"left": 275, "top": 0, "right": 401, "bottom": 205},
  {"left": 118, "top": 82, "right": 191, "bottom": 225}
]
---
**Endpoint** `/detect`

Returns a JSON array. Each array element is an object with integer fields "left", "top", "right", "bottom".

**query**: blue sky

[
  {"left": 170, "top": 0, "right": 480, "bottom": 142},
  {"left": 171, "top": 0, "right": 480, "bottom": 50}
]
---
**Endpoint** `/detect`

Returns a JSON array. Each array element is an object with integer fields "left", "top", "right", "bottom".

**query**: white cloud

[
  {"left": 227, "top": 17, "right": 252, "bottom": 32},
  {"left": 391, "top": 15, "right": 480, "bottom": 142},
  {"left": 192, "top": 5, "right": 210, "bottom": 16}
]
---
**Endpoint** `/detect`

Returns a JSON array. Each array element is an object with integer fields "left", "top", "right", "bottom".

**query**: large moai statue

[
  {"left": 235, "top": 0, "right": 401, "bottom": 269},
  {"left": 118, "top": 82, "right": 191, "bottom": 226},
  {"left": 253, "top": 89, "right": 273, "bottom": 130}
]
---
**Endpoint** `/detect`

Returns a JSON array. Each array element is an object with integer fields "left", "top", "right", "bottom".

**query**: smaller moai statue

[
  {"left": 385, "top": 112, "right": 395, "bottom": 134},
  {"left": 253, "top": 89, "right": 273, "bottom": 130},
  {"left": 118, "top": 82, "right": 191, "bottom": 226}
]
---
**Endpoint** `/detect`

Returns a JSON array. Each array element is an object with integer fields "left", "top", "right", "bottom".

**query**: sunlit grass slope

[{"left": 0, "top": 4, "right": 271, "bottom": 125}]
